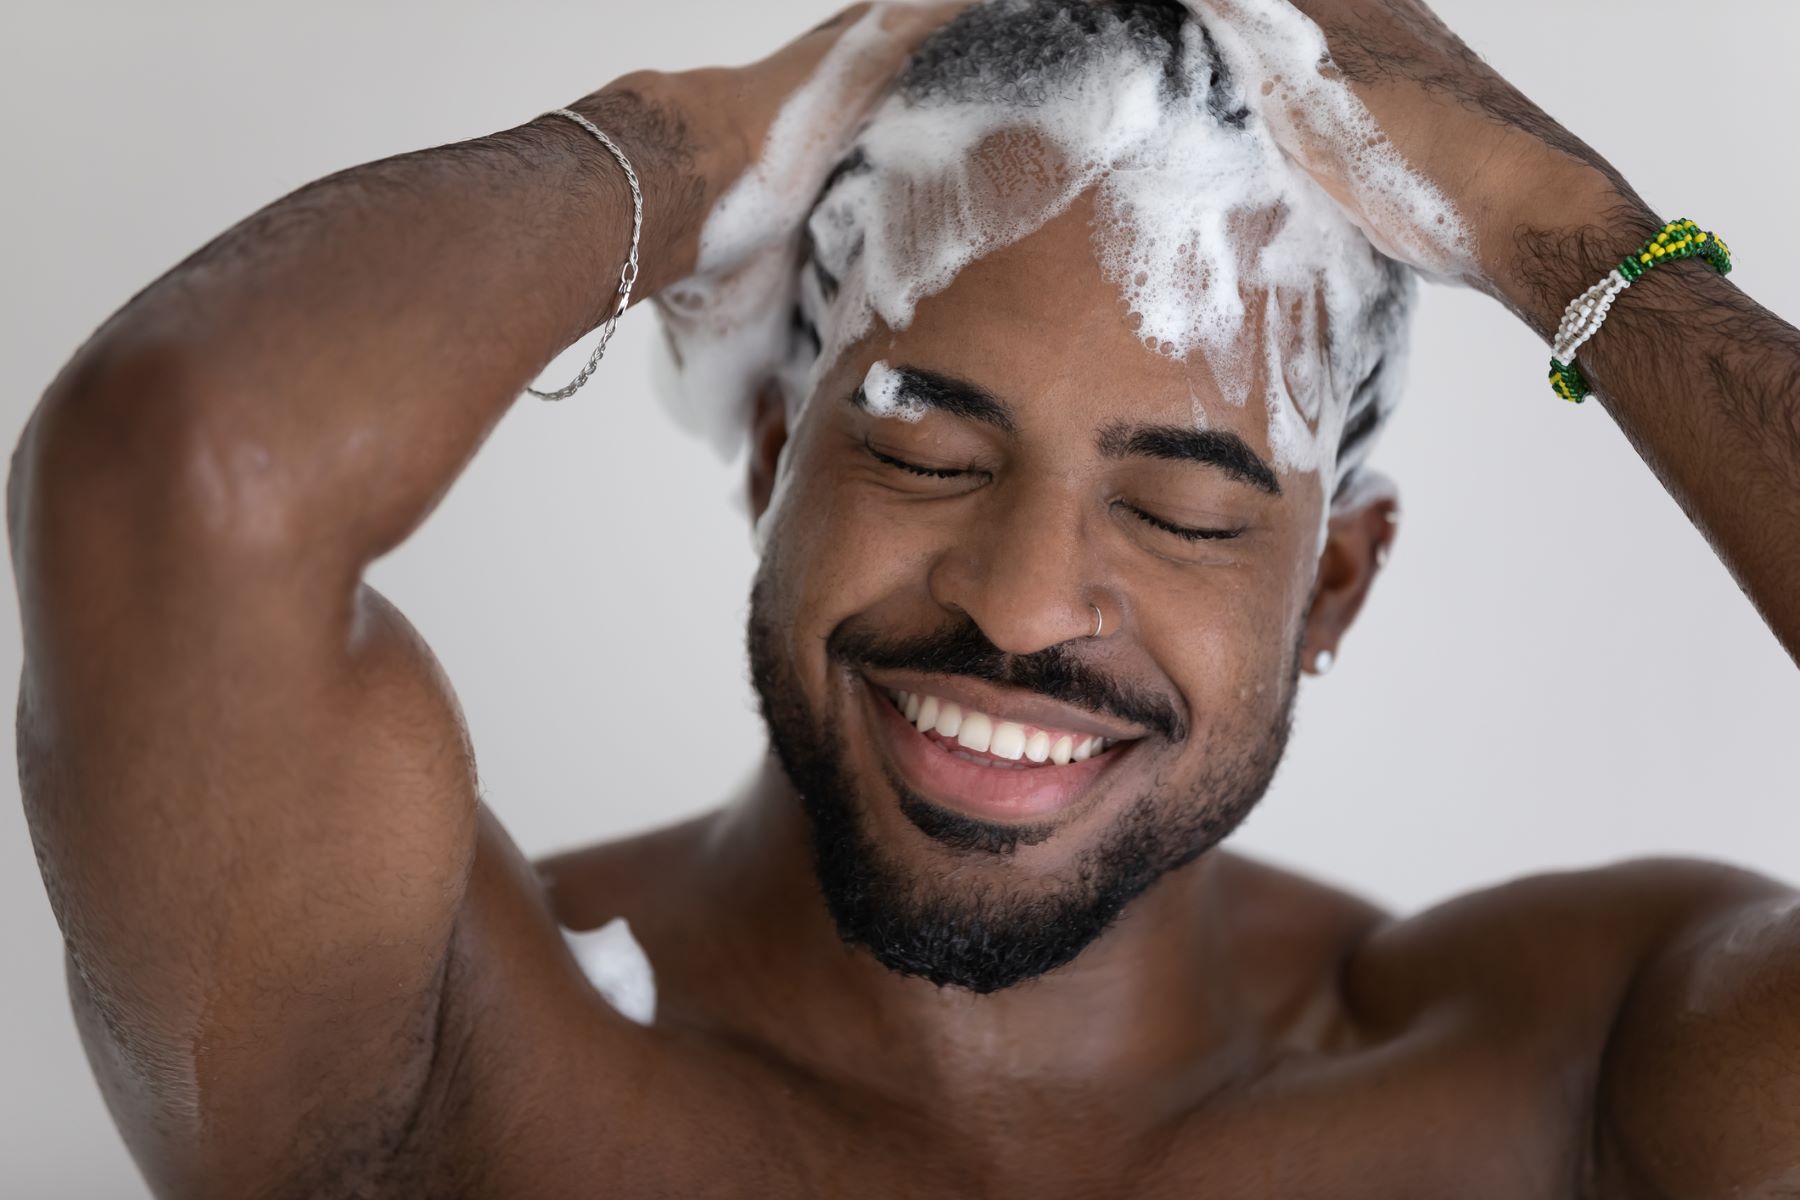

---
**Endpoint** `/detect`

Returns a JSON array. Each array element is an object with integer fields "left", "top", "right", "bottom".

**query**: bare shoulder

[
  {"left": 1353, "top": 855, "right": 1783, "bottom": 980},
  {"left": 1209, "top": 852, "right": 1729, "bottom": 1042},
  {"left": 1336, "top": 855, "right": 1798, "bottom": 1197},
  {"left": 1338, "top": 856, "right": 1787, "bottom": 1027},
  {"left": 1584, "top": 859, "right": 1800, "bottom": 1198}
]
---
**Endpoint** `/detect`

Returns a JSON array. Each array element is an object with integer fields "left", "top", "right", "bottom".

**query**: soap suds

[
  {"left": 562, "top": 916, "right": 657, "bottom": 1026},
  {"left": 654, "top": 0, "right": 1462, "bottom": 543},
  {"left": 654, "top": 6, "right": 905, "bottom": 459},
  {"left": 859, "top": 359, "right": 923, "bottom": 420},
  {"left": 1194, "top": 0, "right": 1475, "bottom": 283}
]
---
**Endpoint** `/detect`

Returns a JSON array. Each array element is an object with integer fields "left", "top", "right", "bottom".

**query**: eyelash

[
  {"left": 863, "top": 440, "right": 1240, "bottom": 542},
  {"left": 863, "top": 439, "right": 973, "bottom": 480},
  {"left": 1117, "top": 502, "right": 1242, "bottom": 542}
]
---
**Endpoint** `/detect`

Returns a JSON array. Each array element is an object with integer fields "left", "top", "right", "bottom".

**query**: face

[{"left": 745, "top": 192, "right": 1388, "bottom": 995}]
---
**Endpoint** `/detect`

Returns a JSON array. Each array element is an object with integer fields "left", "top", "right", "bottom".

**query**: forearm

[
  {"left": 34, "top": 72, "right": 721, "bottom": 570},
  {"left": 1496, "top": 179, "right": 1800, "bottom": 665}
]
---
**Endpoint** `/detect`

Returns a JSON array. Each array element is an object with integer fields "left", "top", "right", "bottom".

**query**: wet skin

[
  {"left": 13, "top": 5, "right": 1800, "bottom": 1198},
  {"left": 748, "top": 194, "right": 1332, "bottom": 897},
  {"left": 456, "top": 202, "right": 1792, "bottom": 1200}
]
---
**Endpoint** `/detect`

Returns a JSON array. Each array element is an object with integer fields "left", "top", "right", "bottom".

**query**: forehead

[{"left": 812, "top": 190, "right": 1300, "bottom": 472}]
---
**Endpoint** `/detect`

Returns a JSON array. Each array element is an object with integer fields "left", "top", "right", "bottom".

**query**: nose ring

[{"left": 1089, "top": 603, "right": 1104, "bottom": 639}]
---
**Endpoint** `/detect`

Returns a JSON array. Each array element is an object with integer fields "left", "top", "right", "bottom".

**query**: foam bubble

[
  {"left": 860, "top": 360, "right": 924, "bottom": 420},
  {"left": 655, "top": 0, "right": 1464, "bottom": 548},
  {"left": 652, "top": 6, "right": 905, "bottom": 460},
  {"left": 1195, "top": 0, "right": 1475, "bottom": 283}
]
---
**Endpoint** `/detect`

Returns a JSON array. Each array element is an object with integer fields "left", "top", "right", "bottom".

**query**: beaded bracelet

[{"left": 1548, "top": 218, "right": 1733, "bottom": 403}]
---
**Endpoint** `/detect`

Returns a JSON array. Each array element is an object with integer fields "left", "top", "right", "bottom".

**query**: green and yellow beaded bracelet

[{"left": 1548, "top": 218, "right": 1733, "bottom": 403}]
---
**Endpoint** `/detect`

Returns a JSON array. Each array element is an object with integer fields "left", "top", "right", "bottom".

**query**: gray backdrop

[{"left": 3, "top": 1, "right": 1797, "bottom": 1194}]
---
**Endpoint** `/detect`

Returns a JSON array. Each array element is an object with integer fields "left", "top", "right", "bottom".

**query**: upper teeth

[{"left": 886, "top": 688, "right": 1117, "bottom": 765}]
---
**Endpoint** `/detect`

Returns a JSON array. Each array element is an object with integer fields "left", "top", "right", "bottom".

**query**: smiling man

[
  {"left": 12, "top": 0, "right": 1800, "bottom": 1197},
  {"left": 741, "top": 177, "right": 1339, "bottom": 996}
]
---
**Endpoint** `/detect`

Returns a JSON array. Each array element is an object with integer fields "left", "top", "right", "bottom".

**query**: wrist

[
  {"left": 1480, "top": 159, "right": 1661, "bottom": 340},
  {"left": 562, "top": 69, "right": 741, "bottom": 300}
]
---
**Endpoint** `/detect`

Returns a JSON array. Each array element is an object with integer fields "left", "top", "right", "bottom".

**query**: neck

[{"left": 684, "top": 754, "right": 1273, "bottom": 1122}]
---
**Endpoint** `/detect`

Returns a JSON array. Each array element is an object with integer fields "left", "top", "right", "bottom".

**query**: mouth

[{"left": 859, "top": 675, "right": 1142, "bottom": 822}]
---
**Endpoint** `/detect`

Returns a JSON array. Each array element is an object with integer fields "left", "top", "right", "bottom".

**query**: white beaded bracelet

[{"left": 1552, "top": 267, "right": 1631, "bottom": 368}]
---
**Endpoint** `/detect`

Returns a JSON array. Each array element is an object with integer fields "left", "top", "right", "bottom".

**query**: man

[{"left": 10, "top": 2, "right": 1799, "bottom": 1198}]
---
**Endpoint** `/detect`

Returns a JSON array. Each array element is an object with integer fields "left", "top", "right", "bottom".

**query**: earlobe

[
  {"left": 1302, "top": 473, "right": 1401, "bottom": 676},
  {"left": 746, "top": 380, "right": 791, "bottom": 524}
]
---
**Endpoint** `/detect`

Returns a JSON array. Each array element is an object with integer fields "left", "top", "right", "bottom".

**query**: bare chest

[{"left": 459, "top": 1017, "right": 1593, "bottom": 1200}]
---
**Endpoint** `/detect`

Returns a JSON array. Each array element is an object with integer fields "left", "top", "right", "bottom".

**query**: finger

[
  {"left": 795, "top": 1, "right": 970, "bottom": 59},
  {"left": 837, "top": 1, "right": 977, "bottom": 76}
]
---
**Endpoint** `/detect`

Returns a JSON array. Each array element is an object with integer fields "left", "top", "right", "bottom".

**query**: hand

[
  {"left": 1186, "top": 0, "right": 1645, "bottom": 303},
  {"left": 586, "top": 2, "right": 968, "bottom": 298}
]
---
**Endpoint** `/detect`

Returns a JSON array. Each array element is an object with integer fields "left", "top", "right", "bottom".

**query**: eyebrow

[
  {"left": 848, "top": 365, "right": 1017, "bottom": 434},
  {"left": 846, "top": 368, "right": 1279, "bottom": 496},
  {"left": 1096, "top": 422, "right": 1282, "bottom": 496}
]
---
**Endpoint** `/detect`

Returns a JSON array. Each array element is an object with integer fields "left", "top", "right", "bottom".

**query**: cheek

[
  {"left": 1130, "top": 555, "right": 1308, "bottom": 725},
  {"left": 757, "top": 441, "right": 945, "bottom": 687}
]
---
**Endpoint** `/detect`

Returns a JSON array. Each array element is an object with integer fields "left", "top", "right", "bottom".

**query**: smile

[
  {"left": 882, "top": 687, "right": 1120, "bottom": 768},
  {"left": 860, "top": 674, "right": 1142, "bottom": 823}
]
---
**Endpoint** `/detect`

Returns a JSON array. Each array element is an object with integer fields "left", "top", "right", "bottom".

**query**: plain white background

[{"left": 3, "top": 1, "right": 1797, "bottom": 1194}]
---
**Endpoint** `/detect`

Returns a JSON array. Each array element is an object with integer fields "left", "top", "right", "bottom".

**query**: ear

[
  {"left": 1300, "top": 471, "right": 1400, "bottom": 676},
  {"left": 746, "top": 379, "right": 791, "bottom": 525}
]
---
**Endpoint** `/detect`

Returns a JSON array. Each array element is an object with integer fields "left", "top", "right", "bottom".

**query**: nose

[{"left": 925, "top": 478, "right": 1102, "bottom": 655}]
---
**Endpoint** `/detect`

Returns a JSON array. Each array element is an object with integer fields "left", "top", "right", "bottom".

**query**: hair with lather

[{"left": 785, "top": 0, "right": 1415, "bottom": 503}]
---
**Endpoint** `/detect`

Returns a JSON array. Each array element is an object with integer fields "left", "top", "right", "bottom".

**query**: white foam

[
  {"left": 562, "top": 916, "right": 657, "bottom": 1026},
  {"left": 654, "top": 0, "right": 1468, "bottom": 542},
  {"left": 859, "top": 359, "right": 923, "bottom": 420},
  {"left": 653, "top": 7, "right": 909, "bottom": 460},
  {"left": 1196, "top": 0, "right": 1474, "bottom": 283}
]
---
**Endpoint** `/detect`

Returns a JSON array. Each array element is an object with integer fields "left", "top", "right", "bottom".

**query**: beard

[{"left": 746, "top": 570, "right": 1301, "bottom": 996}]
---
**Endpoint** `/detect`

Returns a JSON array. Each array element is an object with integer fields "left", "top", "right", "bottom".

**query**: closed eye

[
  {"left": 1118, "top": 501, "right": 1242, "bottom": 542},
  {"left": 862, "top": 437, "right": 972, "bottom": 480}
]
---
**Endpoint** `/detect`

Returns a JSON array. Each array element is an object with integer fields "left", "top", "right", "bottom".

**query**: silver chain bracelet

[{"left": 526, "top": 107, "right": 644, "bottom": 401}]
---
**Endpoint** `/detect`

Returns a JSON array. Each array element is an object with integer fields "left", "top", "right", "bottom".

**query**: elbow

[{"left": 12, "top": 332, "right": 310, "bottom": 598}]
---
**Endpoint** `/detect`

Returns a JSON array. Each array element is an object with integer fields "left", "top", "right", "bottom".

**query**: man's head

[
  {"left": 665, "top": 0, "right": 1409, "bottom": 994},
  {"left": 769, "top": 0, "right": 1415, "bottom": 521}
]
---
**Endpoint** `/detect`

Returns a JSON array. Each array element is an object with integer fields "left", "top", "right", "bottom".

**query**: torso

[{"left": 394, "top": 809, "right": 1683, "bottom": 1198}]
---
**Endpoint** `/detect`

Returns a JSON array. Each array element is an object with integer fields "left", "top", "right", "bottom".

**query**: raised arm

[
  {"left": 1189, "top": 0, "right": 1800, "bottom": 1191},
  {"left": 1193, "top": 0, "right": 1800, "bottom": 667},
  {"left": 8, "top": 74, "right": 712, "bottom": 1200},
  {"left": 8, "top": 7, "right": 947, "bottom": 1193},
  {"left": 1497, "top": 201, "right": 1800, "bottom": 664}
]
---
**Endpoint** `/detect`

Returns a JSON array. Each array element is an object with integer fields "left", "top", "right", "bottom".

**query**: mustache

[{"left": 826, "top": 615, "right": 1188, "bottom": 743}]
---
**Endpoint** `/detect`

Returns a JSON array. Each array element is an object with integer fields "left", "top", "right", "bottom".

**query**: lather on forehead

[{"left": 654, "top": 0, "right": 1438, "bottom": 514}]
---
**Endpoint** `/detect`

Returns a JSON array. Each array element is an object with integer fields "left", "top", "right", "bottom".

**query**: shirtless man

[{"left": 12, "top": 0, "right": 1800, "bottom": 1195}]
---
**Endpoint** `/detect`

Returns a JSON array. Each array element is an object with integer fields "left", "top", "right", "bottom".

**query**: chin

[{"left": 745, "top": 582, "right": 1292, "bottom": 993}]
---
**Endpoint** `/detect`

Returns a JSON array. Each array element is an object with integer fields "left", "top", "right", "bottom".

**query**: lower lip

[{"left": 861, "top": 678, "right": 1126, "bottom": 822}]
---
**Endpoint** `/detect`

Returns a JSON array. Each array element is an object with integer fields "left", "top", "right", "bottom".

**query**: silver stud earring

[{"left": 1312, "top": 649, "right": 1335, "bottom": 675}]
